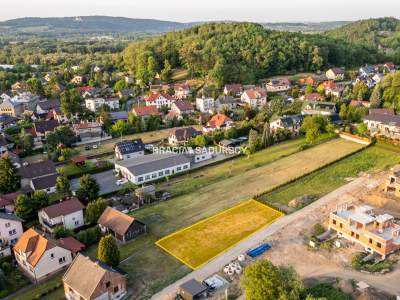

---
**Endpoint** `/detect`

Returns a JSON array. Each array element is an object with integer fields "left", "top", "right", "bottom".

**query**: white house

[
  {"left": 115, "top": 139, "right": 145, "bottom": 160},
  {"left": 270, "top": 115, "right": 304, "bottom": 135},
  {"left": 241, "top": 87, "right": 267, "bottom": 108},
  {"left": 38, "top": 198, "right": 85, "bottom": 233},
  {"left": 0, "top": 212, "right": 23, "bottom": 257},
  {"left": 196, "top": 97, "right": 215, "bottom": 113},
  {"left": 326, "top": 68, "right": 345, "bottom": 81},
  {"left": 145, "top": 92, "right": 174, "bottom": 109},
  {"left": 265, "top": 77, "right": 291, "bottom": 92},
  {"left": 115, "top": 153, "right": 191, "bottom": 184},
  {"left": 85, "top": 98, "right": 120, "bottom": 112},
  {"left": 363, "top": 113, "right": 400, "bottom": 140},
  {"left": 14, "top": 228, "right": 73, "bottom": 281}
]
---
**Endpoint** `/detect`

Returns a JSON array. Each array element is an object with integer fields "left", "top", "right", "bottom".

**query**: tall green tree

[
  {"left": 60, "top": 89, "right": 81, "bottom": 119},
  {"left": 26, "top": 77, "right": 44, "bottom": 95},
  {"left": 241, "top": 260, "right": 302, "bottom": 300},
  {"left": 97, "top": 234, "right": 120, "bottom": 268},
  {"left": 56, "top": 175, "right": 71, "bottom": 198},
  {"left": 248, "top": 129, "right": 259, "bottom": 154},
  {"left": 0, "top": 157, "right": 20, "bottom": 193},
  {"left": 85, "top": 198, "right": 108, "bottom": 224},
  {"left": 370, "top": 84, "right": 382, "bottom": 108},
  {"left": 76, "top": 174, "right": 100, "bottom": 202}
]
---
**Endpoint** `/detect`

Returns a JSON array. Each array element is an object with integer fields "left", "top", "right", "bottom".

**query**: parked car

[
  {"left": 84, "top": 145, "right": 90, "bottom": 150},
  {"left": 116, "top": 178, "right": 128, "bottom": 186}
]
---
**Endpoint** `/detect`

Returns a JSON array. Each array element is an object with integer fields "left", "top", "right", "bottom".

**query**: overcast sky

[{"left": 1, "top": 0, "right": 399, "bottom": 22}]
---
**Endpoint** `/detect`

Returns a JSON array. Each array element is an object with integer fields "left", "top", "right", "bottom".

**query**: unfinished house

[
  {"left": 329, "top": 204, "right": 400, "bottom": 258},
  {"left": 384, "top": 165, "right": 400, "bottom": 197}
]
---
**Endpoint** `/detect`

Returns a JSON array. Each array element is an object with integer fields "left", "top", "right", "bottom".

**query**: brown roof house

[
  {"left": 98, "top": 207, "right": 146, "bottom": 243},
  {"left": 38, "top": 198, "right": 85, "bottom": 233},
  {"left": 13, "top": 228, "right": 73, "bottom": 282},
  {"left": 170, "top": 100, "right": 194, "bottom": 116},
  {"left": 63, "top": 253, "right": 127, "bottom": 300}
]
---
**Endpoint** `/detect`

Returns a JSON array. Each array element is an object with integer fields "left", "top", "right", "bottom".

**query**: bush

[
  {"left": 54, "top": 226, "right": 74, "bottom": 239},
  {"left": 76, "top": 226, "right": 102, "bottom": 246},
  {"left": 302, "top": 283, "right": 352, "bottom": 300},
  {"left": 351, "top": 252, "right": 394, "bottom": 273}
]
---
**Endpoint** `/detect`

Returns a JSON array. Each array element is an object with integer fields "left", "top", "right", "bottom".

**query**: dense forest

[
  {"left": 326, "top": 17, "right": 400, "bottom": 63},
  {"left": 123, "top": 22, "right": 380, "bottom": 86}
]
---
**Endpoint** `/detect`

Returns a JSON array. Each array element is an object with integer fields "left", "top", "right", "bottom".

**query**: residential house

[
  {"left": 270, "top": 115, "right": 304, "bottom": 135},
  {"left": 124, "top": 75, "right": 134, "bottom": 84},
  {"left": 11, "top": 92, "right": 39, "bottom": 111},
  {"left": 19, "top": 160, "right": 58, "bottom": 193},
  {"left": 132, "top": 106, "right": 161, "bottom": 118},
  {"left": 170, "top": 100, "right": 194, "bottom": 116},
  {"left": 349, "top": 100, "right": 370, "bottom": 108},
  {"left": 145, "top": 92, "right": 174, "bottom": 109},
  {"left": 0, "top": 115, "right": 17, "bottom": 131},
  {"left": 13, "top": 228, "right": 73, "bottom": 281},
  {"left": 384, "top": 63, "right": 396, "bottom": 74},
  {"left": 329, "top": 204, "right": 400, "bottom": 258},
  {"left": 115, "top": 139, "right": 145, "bottom": 160},
  {"left": 73, "top": 122, "right": 109, "bottom": 144},
  {"left": 33, "top": 119, "right": 59, "bottom": 143},
  {"left": 298, "top": 75, "right": 327, "bottom": 87},
  {"left": 117, "top": 89, "right": 134, "bottom": 99},
  {"left": 203, "top": 113, "right": 234, "bottom": 132},
  {"left": 179, "top": 279, "right": 208, "bottom": 300},
  {"left": 0, "top": 134, "right": 14, "bottom": 155},
  {"left": 372, "top": 73, "right": 384, "bottom": 84},
  {"left": 301, "top": 93, "right": 324, "bottom": 102},
  {"left": 36, "top": 99, "right": 61, "bottom": 116},
  {"left": 79, "top": 86, "right": 101, "bottom": 99},
  {"left": 38, "top": 198, "right": 85, "bottom": 233},
  {"left": 363, "top": 113, "right": 400, "bottom": 139},
  {"left": 63, "top": 253, "right": 127, "bottom": 300},
  {"left": 326, "top": 68, "right": 345, "bottom": 81},
  {"left": 168, "top": 127, "right": 200, "bottom": 145},
  {"left": 149, "top": 84, "right": 170, "bottom": 94},
  {"left": 224, "top": 84, "right": 243, "bottom": 97},
  {"left": 0, "top": 212, "right": 23, "bottom": 257},
  {"left": 0, "top": 98, "right": 24, "bottom": 117},
  {"left": 85, "top": 98, "right": 119, "bottom": 112},
  {"left": 196, "top": 97, "right": 215, "bottom": 113},
  {"left": 359, "top": 65, "right": 377, "bottom": 77},
  {"left": 0, "top": 192, "right": 19, "bottom": 213},
  {"left": 241, "top": 87, "right": 267, "bottom": 108},
  {"left": 108, "top": 111, "right": 128, "bottom": 124},
  {"left": 265, "top": 77, "right": 291, "bottom": 92},
  {"left": 1, "top": 150, "right": 21, "bottom": 169},
  {"left": 174, "top": 83, "right": 190, "bottom": 99},
  {"left": 215, "top": 96, "right": 240, "bottom": 112},
  {"left": 115, "top": 152, "right": 191, "bottom": 185},
  {"left": 302, "top": 101, "right": 337, "bottom": 116},
  {"left": 98, "top": 207, "right": 146, "bottom": 243}
]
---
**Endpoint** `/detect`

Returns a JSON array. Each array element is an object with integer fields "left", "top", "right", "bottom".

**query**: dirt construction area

[{"left": 261, "top": 171, "right": 400, "bottom": 296}]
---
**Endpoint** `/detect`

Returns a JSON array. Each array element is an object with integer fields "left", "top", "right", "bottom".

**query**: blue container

[{"left": 246, "top": 243, "right": 271, "bottom": 258}]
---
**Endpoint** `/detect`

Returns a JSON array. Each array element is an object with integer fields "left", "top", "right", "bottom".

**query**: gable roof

[
  {"left": 115, "top": 139, "right": 145, "bottom": 155},
  {"left": 34, "top": 119, "right": 59, "bottom": 134},
  {"left": 364, "top": 113, "right": 400, "bottom": 126},
  {"left": 37, "top": 99, "right": 60, "bottom": 111},
  {"left": 243, "top": 87, "right": 266, "bottom": 99},
  {"left": 329, "top": 67, "right": 345, "bottom": 75},
  {"left": 145, "top": 92, "right": 174, "bottom": 102},
  {"left": 19, "top": 160, "right": 57, "bottom": 179},
  {"left": 0, "top": 212, "right": 23, "bottom": 222},
  {"left": 0, "top": 192, "right": 19, "bottom": 207},
  {"left": 63, "top": 254, "right": 125, "bottom": 299},
  {"left": 369, "top": 108, "right": 395, "bottom": 115},
  {"left": 304, "top": 93, "right": 324, "bottom": 101},
  {"left": 57, "top": 237, "right": 85, "bottom": 253},
  {"left": 171, "top": 127, "right": 200, "bottom": 141},
  {"left": 97, "top": 207, "right": 135, "bottom": 236},
  {"left": 172, "top": 100, "right": 194, "bottom": 112},
  {"left": 224, "top": 84, "right": 242, "bottom": 93},
  {"left": 267, "top": 77, "right": 290, "bottom": 87},
  {"left": 207, "top": 114, "right": 232, "bottom": 128},
  {"left": 13, "top": 228, "right": 57, "bottom": 267},
  {"left": 31, "top": 174, "right": 58, "bottom": 190},
  {"left": 133, "top": 106, "right": 160, "bottom": 117},
  {"left": 41, "top": 198, "right": 85, "bottom": 219}
]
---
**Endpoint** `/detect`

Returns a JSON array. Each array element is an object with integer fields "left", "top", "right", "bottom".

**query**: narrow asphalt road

[{"left": 151, "top": 176, "right": 381, "bottom": 300}]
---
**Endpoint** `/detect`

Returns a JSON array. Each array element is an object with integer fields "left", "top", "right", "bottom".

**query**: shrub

[
  {"left": 302, "top": 283, "right": 352, "bottom": 300},
  {"left": 54, "top": 226, "right": 74, "bottom": 239},
  {"left": 351, "top": 252, "right": 394, "bottom": 273},
  {"left": 76, "top": 226, "right": 102, "bottom": 246}
]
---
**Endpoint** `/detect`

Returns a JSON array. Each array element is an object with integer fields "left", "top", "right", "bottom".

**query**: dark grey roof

[
  {"left": 31, "top": 174, "right": 58, "bottom": 190},
  {"left": 0, "top": 115, "right": 17, "bottom": 125},
  {"left": 34, "top": 119, "right": 59, "bottom": 134},
  {"left": 360, "top": 65, "right": 376, "bottom": 74},
  {"left": 364, "top": 113, "right": 400, "bottom": 126},
  {"left": 110, "top": 111, "right": 128, "bottom": 122},
  {"left": 0, "top": 212, "right": 23, "bottom": 222},
  {"left": 115, "top": 139, "right": 145, "bottom": 155},
  {"left": 116, "top": 153, "right": 191, "bottom": 176},
  {"left": 171, "top": 127, "right": 200, "bottom": 141},
  {"left": 280, "top": 115, "right": 304, "bottom": 128},
  {"left": 19, "top": 160, "right": 57, "bottom": 179},
  {"left": 179, "top": 279, "right": 207, "bottom": 296},
  {"left": 37, "top": 99, "right": 60, "bottom": 111}
]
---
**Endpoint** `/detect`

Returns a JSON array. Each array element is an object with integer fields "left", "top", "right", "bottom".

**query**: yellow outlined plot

[{"left": 156, "top": 199, "right": 283, "bottom": 269}]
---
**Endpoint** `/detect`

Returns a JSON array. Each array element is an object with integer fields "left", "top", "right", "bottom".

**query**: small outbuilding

[{"left": 179, "top": 279, "right": 207, "bottom": 300}]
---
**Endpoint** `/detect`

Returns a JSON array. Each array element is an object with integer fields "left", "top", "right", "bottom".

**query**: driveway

[
  {"left": 151, "top": 175, "right": 390, "bottom": 299},
  {"left": 70, "top": 170, "right": 121, "bottom": 195}
]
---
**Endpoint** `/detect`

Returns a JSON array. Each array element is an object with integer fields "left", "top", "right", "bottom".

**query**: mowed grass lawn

[
  {"left": 156, "top": 200, "right": 283, "bottom": 269},
  {"left": 260, "top": 141, "right": 400, "bottom": 205}
]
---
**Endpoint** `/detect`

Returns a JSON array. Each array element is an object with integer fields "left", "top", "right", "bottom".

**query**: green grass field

[
  {"left": 259, "top": 142, "right": 400, "bottom": 205},
  {"left": 156, "top": 200, "right": 283, "bottom": 269}
]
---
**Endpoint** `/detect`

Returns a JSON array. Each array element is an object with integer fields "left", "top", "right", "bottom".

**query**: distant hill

[
  {"left": 325, "top": 17, "right": 400, "bottom": 51},
  {"left": 0, "top": 16, "right": 189, "bottom": 37}
]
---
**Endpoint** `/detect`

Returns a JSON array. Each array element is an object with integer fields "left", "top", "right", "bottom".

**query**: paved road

[
  {"left": 70, "top": 169, "right": 121, "bottom": 195},
  {"left": 151, "top": 176, "right": 379, "bottom": 300}
]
